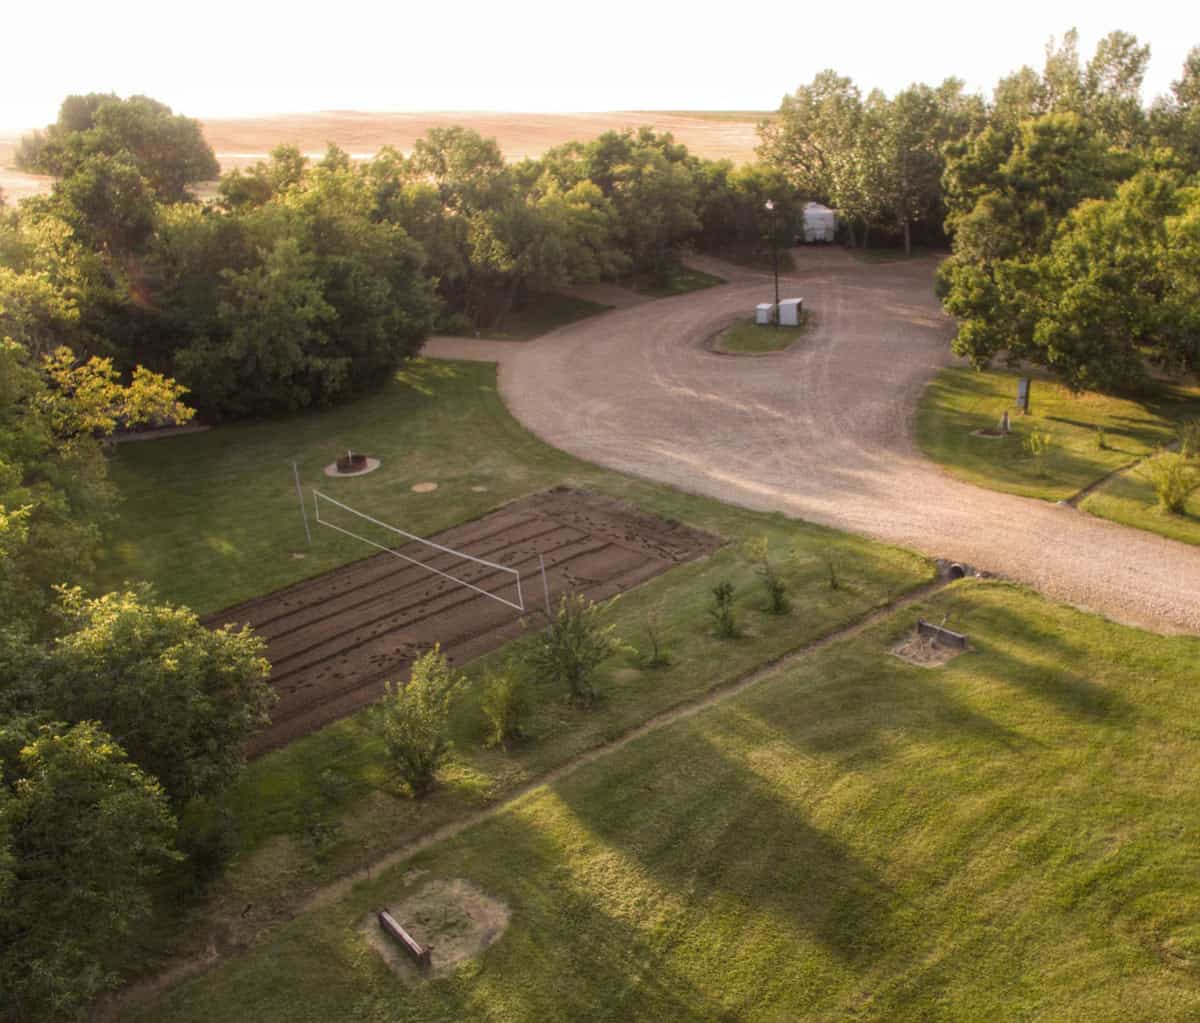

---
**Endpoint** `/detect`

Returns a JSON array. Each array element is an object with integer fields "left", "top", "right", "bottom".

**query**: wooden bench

[{"left": 377, "top": 910, "right": 431, "bottom": 970}]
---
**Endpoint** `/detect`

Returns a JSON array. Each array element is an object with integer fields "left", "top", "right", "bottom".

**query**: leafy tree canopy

[{"left": 17, "top": 94, "right": 219, "bottom": 202}]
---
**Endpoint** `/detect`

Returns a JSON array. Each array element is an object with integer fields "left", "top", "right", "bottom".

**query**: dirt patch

[
  {"left": 360, "top": 879, "right": 510, "bottom": 980},
  {"left": 212, "top": 488, "right": 721, "bottom": 754},
  {"left": 411, "top": 481, "right": 438, "bottom": 493},
  {"left": 889, "top": 632, "right": 966, "bottom": 668}
]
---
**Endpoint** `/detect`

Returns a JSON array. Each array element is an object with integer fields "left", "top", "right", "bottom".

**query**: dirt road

[{"left": 426, "top": 249, "right": 1200, "bottom": 635}]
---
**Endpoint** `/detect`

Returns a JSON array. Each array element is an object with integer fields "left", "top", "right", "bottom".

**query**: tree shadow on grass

[
  {"left": 375, "top": 805, "right": 803, "bottom": 1023},
  {"left": 544, "top": 725, "right": 900, "bottom": 972}
]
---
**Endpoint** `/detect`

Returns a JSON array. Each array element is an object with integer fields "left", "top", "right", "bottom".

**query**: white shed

[{"left": 801, "top": 202, "right": 837, "bottom": 243}]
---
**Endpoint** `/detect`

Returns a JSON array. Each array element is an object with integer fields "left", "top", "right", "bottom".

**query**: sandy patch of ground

[
  {"left": 890, "top": 632, "right": 967, "bottom": 668},
  {"left": 361, "top": 878, "right": 510, "bottom": 980}
]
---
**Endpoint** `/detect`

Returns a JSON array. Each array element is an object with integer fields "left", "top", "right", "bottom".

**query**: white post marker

[
  {"left": 539, "top": 554, "right": 551, "bottom": 616},
  {"left": 293, "top": 461, "right": 312, "bottom": 546}
]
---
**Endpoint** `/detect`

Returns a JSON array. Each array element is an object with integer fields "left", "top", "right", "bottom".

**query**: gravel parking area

[{"left": 426, "top": 248, "right": 1200, "bottom": 635}]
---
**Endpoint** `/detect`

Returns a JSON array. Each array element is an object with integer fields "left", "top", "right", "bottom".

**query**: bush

[
  {"left": 1179, "top": 419, "right": 1200, "bottom": 459},
  {"left": 379, "top": 645, "right": 463, "bottom": 799},
  {"left": 527, "top": 593, "right": 622, "bottom": 706},
  {"left": 639, "top": 604, "right": 672, "bottom": 669},
  {"left": 481, "top": 660, "right": 532, "bottom": 748},
  {"left": 1024, "top": 427, "right": 1054, "bottom": 477},
  {"left": 745, "top": 535, "right": 790, "bottom": 614},
  {"left": 708, "top": 581, "right": 741, "bottom": 639},
  {"left": 1139, "top": 453, "right": 1200, "bottom": 514}
]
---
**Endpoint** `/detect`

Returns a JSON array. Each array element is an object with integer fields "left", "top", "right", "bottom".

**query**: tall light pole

[{"left": 765, "top": 199, "right": 780, "bottom": 320}]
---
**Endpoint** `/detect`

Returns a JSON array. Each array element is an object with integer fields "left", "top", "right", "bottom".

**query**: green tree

[
  {"left": 527, "top": 593, "right": 623, "bottom": 705},
  {"left": 938, "top": 112, "right": 1137, "bottom": 375},
  {"left": 0, "top": 721, "right": 179, "bottom": 1020},
  {"left": 379, "top": 645, "right": 463, "bottom": 798},
  {"left": 35, "top": 586, "right": 273, "bottom": 808},
  {"left": 0, "top": 339, "right": 192, "bottom": 633},
  {"left": 17, "top": 93, "right": 218, "bottom": 202}
]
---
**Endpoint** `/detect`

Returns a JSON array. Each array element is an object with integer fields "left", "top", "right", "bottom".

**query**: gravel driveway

[{"left": 426, "top": 249, "right": 1200, "bottom": 635}]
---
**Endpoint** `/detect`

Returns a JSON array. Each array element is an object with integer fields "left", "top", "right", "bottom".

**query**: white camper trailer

[{"left": 801, "top": 202, "right": 837, "bottom": 243}]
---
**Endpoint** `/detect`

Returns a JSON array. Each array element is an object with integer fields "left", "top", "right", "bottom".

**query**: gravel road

[{"left": 426, "top": 248, "right": 1200, "bottom": 635}]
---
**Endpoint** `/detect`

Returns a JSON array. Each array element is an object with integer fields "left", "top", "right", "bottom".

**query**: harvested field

[
  {"left": 200, "top": 110, "right": 767, "bottom": 167},
  {"left": 212, "top": 489, "right": 721, "bottom": 754}
]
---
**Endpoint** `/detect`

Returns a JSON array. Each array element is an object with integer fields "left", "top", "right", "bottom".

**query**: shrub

[
  {"left": 745, "top": 535, "right": 790, "bottom": 614},
  {"left": 527, "top": 593, "right": 622, "bottom": 706},
  {"left": 1024, "top": 427, "right": 1054, "bottom": 477},
  {"left": 379, "top": 645, "right": 463, "bottom": 798},
  {"left": 1139, "top": 453, "right": 1200, "bottom": 514},
  {"left": 824, "top": 554, "right": 841, "bottom": 591},
  {"left": 1179, "top": 419, "right": 1200, "bottom": 460},
  {"left": 639, "top": 603, "right": 672, "bottom": 669},
  {"left": 708, "top": 581, "right": 741, "bottom": 639},
  {"left": 481, "top": 660, "right": 532, "bottom": 748}
]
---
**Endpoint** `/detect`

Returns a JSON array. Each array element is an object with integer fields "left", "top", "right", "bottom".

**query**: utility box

[
  {"left": 778, "top": 298, "right": 804, "bottom": 325},
  {"left": 755, "top": 303, "right": 776, "bottom": 325}
]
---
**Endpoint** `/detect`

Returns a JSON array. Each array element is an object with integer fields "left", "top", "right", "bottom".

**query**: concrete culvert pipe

[{"left": 948, "top": 564, "right": 967, "bottom": 580}]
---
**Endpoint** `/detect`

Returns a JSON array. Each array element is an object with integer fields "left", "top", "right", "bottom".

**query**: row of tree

[
  {"left": 757, "top": 32, "right": 1200, "bottom": 387},
  {"left": 3, "top": 95, "right": 806, "bottom": 419},
  {"left": 0, "top": 339, "right": 277, "bottom": 1019}
]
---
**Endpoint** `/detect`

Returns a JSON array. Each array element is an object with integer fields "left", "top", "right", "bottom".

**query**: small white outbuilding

[{"left": 801, "top": 202, "right": 837, "bottom": 243}]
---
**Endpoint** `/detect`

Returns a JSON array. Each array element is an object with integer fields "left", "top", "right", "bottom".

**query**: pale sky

[{"left": 2, "top": 0, "right": 1197, "bottom": 131}]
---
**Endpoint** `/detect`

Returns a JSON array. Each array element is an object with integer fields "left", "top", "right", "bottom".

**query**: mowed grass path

[
  {"left": 137, "top": 580, "right": 1200, "bottom": 1022},
  {"left": 102, "top": 360, "right": 931, "bottom": 981},
  {"left": 917, "top": 366, "right": 1199, "bottom": 505},
  {"left": 1081, "top": 461, "right": 1200, "bottom": 546}
]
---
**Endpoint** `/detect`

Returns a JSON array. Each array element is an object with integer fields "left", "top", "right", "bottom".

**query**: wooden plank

[
  {"left": 917, "top": 619, "right": 968, "bottom": 649},
  {"left": 378, "top": 910, "right": 431, "bottom": 969}
]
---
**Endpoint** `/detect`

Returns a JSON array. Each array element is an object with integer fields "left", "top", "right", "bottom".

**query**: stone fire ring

[{"left": 323, "top": 457, "right": 382, "bottom": 478}]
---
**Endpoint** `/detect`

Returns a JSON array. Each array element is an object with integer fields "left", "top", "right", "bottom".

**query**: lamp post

[{"left": 765, "top": 199, "right": 780, "bottom": 321}]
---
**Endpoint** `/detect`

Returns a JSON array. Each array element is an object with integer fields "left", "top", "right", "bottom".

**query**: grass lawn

[
  {"left": 917, "top": 366, "right": 1200, "bottom": 503},
  {"left": 1081, "top": 456, "right": 1200, "bottom": 546},
  {"left": 134, "top": 579, "right": 1200, "bottom": 1022},
  {"left": 631, "top": 266, "right": 725, "bottom": 298},
  {"left": 717, "top": 313, "right": 810, "bottom": 354},
  {"left": 447, "top": 291, "right": 611, "bottom": 342},
  {"left": 101, "top": 359, "right": 932, "bottom": 982}
]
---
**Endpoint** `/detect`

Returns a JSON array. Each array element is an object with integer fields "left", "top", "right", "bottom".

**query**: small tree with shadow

[
  {"left": 708, "top": 581, "right": 742, "bottom": 639},
  {"left": 1024, "top": 427, "right": 1054, "bottom": 477},
  {"left": 745, "top": 535, "right": 790, "bottom": 614},
  {"left": 480, "top": 657, "right": 532, "bottom": 749},
  {"left": 528, "top": 593, "right": 622, "bottom": 706},
  {"left": 1139, "top": 453, "right": 1200, "bottom": 514},
  {"left": 380, "top": 644, "right": 464, "bottom": 798},
  {"left": 639, "top": 603, "right": 672, "bottom": 668}
]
